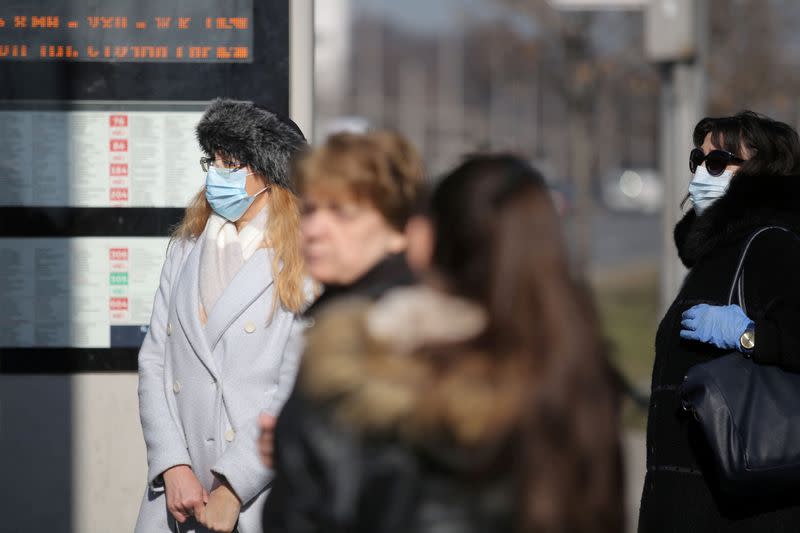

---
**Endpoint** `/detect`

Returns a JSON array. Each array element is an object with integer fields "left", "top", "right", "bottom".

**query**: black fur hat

[{"left": 196, "top": 98, "right": 307, "bottom": 189}]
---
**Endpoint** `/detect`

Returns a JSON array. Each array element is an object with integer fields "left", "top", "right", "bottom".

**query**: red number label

[
  {"left": 110, "top": 163, "right": 128, "bottom": 176},
  {"left": 109, "top": 115, "right": 128, "bottom": 127},
  {"left": 109, "top": 248, "right": 128, "bottom": 261},
  {"left": 109, "top": 297, "right": 129, "bottom": 311},
  {"left": 109, "top": 139, "right": 128, "bottom": 152},
  {"left": 109, "top": 187, "right": 129, "bottom": 201}
]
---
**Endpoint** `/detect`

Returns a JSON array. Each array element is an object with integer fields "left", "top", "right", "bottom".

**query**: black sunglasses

[{"left": 689, "top": 148, "right": 745, "bottom": 177}]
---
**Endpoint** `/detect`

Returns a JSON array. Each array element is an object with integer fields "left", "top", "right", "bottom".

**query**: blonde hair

[
  {"left": 172, "top": 184, "right": 307, "bottom": 313},
  {"left": 294, "top": 131, "right": 424, "bottom": 231}
]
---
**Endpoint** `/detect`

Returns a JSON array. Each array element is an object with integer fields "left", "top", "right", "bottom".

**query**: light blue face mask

[
  {"left": 205, "top": 166, "right": 268, "bottom": 222},
  {"left": 688, "top": 164, "right": 733, "bottom": 214}
]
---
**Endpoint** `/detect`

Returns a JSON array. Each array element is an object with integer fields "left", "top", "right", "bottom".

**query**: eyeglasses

[
  {"left": 689, "top": 148, "right": 745, "bottom": 177},
  {"left": 200, "top": 156, "right": 246, "bottom": 172}
]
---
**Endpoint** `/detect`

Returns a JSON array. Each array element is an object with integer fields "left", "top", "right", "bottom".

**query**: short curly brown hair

[{"left": 293, "top": 131, "right": 424, "bottom": 231}]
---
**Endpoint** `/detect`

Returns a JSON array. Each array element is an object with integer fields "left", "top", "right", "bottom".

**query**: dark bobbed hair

[
  {"left": 693, "top": 110, "right": 800, "bottom": 177},
  {"left": 429, "top": 155, "right": 623, "bottom": 533}
]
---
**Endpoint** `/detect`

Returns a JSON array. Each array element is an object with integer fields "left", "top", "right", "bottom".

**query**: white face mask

[{"left": 688, "top": 164, "right": 733, "bottom": 214}]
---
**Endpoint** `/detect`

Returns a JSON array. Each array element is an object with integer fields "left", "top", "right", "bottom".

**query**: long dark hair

[
  {"left": 430, "top": 155, "right": 623, "bottom": 533},
  {"left": 693, "top": 110, "right": 800, "bottom": 177}
]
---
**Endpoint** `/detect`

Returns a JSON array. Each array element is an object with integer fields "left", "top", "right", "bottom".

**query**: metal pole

[
  {"left": 290, "top": 0, "right": 315, "bottom": 140},
  {"left": 658, "top": 0, "right": 706, "bottom": 313}
]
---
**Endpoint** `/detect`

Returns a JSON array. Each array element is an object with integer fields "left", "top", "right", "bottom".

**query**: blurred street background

[
  {"left": 313, "top": 0, "right": 800, "bottom": 528},
  {"left": 4, "top": 0, "right": 800, "bottom": 530}
]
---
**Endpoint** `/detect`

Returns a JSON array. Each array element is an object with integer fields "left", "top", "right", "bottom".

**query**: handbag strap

[{"left": 727, "top": 226, "right": 794, "bottom": 313}]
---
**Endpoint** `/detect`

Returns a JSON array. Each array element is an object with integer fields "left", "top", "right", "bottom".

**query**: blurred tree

[
  {"left": 331, "top": 1, "right": 661, "bottom": 262},
  {"left": 706, "top": 0, "right": 800, "bottom": 124},
  {"left": 490, "top": 0, "right": 659, "bottom": 272}
]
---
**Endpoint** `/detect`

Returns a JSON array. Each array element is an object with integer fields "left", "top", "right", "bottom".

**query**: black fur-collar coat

[{"left": 639, "top": 173, "right": 800, "bottom": 531}]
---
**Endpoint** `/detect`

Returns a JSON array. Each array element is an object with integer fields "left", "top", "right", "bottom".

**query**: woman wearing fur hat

[
  {"left": 262, "top": 155, "right": 623, "bottom": 533},
  {"left": 639, "top": 112, "right": 800, "bottom": 531},
  {"left": 255, "top": 129, "right": 424, "bottom": 490},
  {"left": 135, "top": 99, "right": 310, "bottom": 533}
]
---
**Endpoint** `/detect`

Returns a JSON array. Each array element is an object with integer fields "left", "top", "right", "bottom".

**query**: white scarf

[{"left": 198, "top": 207, "right": 268, "bottom": 325}]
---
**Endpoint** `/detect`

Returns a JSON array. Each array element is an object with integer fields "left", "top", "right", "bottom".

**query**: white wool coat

[{"left": 135, "top": 235, "right": 307, "bottom": 533}]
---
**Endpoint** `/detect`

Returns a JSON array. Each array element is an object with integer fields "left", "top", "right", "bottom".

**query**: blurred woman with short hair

[
  {"left": 256, "top": 130, "right": 425, "bottom": 480},
  {"left": 295, "top": 130, "right": 424, "bottom": 310}
]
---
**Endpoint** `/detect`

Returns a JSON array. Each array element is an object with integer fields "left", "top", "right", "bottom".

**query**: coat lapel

[
  {"left": 204, "top": 248, "right": 274, "bottom": 353},
  {"left": 174, "top": 237, "right": 219, "bottom": 379}
]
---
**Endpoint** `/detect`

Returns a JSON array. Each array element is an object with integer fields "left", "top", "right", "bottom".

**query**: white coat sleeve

[
  {"left": 266, "top": 313, "right": 308, "bottom": 415},
  {"left": 138, "top": 240, "right": 192, "bottom": 490},
  {"left": 210, "top": 315, "right": 307, "bottom": 504}
]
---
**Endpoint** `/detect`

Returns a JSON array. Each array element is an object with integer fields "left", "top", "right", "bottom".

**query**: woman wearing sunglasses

[{"left": 639, "top": 111, "right": 800, "bottom": 531}]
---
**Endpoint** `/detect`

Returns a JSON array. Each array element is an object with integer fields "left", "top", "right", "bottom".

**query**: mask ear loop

[
  {"left": 680, "top": 192, "right": 691, "bottom": 212},
  {"left": 249, "top": 170, "right": 271, "bottom": 199},
  {"left": 252, "top": 185, "right": 271, "bottom": 198}
]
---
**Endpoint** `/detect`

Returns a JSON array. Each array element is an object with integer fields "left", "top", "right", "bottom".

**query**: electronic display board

[
  {"left": 0, "top": 0, "right": 253, "bottom": 63},
  {"left": 0, "top": 1, "right": 290, "bottom": 373}
]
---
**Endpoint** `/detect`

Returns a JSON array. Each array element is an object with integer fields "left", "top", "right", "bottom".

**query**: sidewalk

[{"left": 623, "top": 430, "right": 646, "bottom": 533}]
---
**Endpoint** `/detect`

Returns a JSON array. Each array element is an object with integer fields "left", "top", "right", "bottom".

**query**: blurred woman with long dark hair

[{"left": 263, "top": 154, "right": 623, "bottom": 533}]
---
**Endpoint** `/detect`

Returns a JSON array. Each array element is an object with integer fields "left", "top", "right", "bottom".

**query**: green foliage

[{"left": 592, "top": 263, "right": 659, "bottom": 429}]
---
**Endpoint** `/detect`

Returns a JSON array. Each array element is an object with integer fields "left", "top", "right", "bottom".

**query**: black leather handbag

[{"left": 680, "top": 226, "right": 800, "bottom": 494}]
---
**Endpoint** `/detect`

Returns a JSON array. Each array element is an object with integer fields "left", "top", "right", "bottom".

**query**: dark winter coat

[
  {"left": 261, "top": 286, "right": 520, "bottom": 533},
  {"left": 639, "top": 173, "right": 800, "bottom": 532},
  {"left": 303, "top": 252, "right": 415, "bottom": 319}
]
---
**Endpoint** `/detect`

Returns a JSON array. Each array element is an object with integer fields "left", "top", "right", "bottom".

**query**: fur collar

[
  {"left": 299, "top": 286, "right": 525, "bottom": 455},
  {"left": 675, "top": 173, "right": 800, "bottom": 267},
  {"left": 304, "top": 253, "right": 415, "bottom": 318}
]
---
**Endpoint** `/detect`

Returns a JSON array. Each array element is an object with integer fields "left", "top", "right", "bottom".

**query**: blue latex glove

[{"left": 680, "top": 304, "right": 753, "bottom": 351}]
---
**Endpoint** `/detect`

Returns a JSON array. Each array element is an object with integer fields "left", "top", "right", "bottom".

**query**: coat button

[
  {"left": 244, "top": 321, "right": 256, "bottom": 334},
  {"left": 173, "top": 380, "right": 181, "bottom": 394},
  {"left": 166, "top": 322, "right": 173, "bottom": 336},
  {"left": 224, "top": 429, "right": 235, "bottom": 442}
]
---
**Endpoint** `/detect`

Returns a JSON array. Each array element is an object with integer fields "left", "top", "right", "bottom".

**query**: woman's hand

[
  {"left": 680, "top": 303, "right": 753, "bottom": 351},
  {"left": 197, "top": 479, "right": 242, "bottom": 532},
  {"left": 162, "top": 464, "right": 209, "bottom": 523},
  {"left": 258, "top": 412, "right": 277, "bottom": 468}
]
